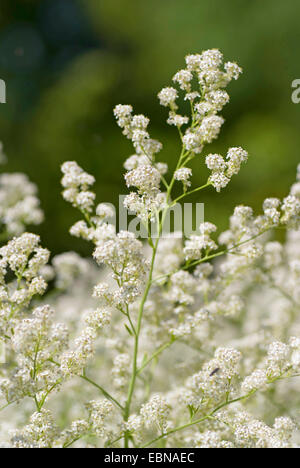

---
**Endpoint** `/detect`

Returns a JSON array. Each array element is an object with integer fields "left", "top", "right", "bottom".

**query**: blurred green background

[{"left": 0, "top": 0, "right": 299, "bottom": 255}]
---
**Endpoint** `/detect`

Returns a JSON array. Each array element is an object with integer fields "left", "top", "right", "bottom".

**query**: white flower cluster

[
  {"left": 11, "top": 409, "right": 59, "bottom": 448},
  {"left": 0, "top": 171, "right": 43, "bottom": 238},
  {"left": 140, "top": 394, "right": 170, "bottom": 433},
  {"left": 61, "top": 161, "right": 96, "bottom": 213},
  {"left": 0, "top": 234, "right": 49, "bottom": 319},
  {"left": 0, "top": 50, "right": 300, "bottom": 449},
  {"left": 159, "top": 49, "right": 242, "bottom": 155},
  {"left": 114, "top": 105, "right": 167, "bottom": 223},
  {"left": 206, "top": 147, "right": 248, "bottom": 191},
  {"left": 93, "top": 231, "right": 149, "bottom": 306},
  {"left": 174, "top": 167, "right": 192, "bottom": 191},
  {"left": 184, "top": 222, "right": 217, "bottom": 260},
  {"left": 60, "top": 311, "right": 111, "bottom": 377},
  {"left": 183, "top": 347, "right": 242, "bottom": 407},
  {"left": 114, "top": 105, "right": 163, "bottom": 159},
  {"left": 154, "top": 50, "right": 247, "bottom": 199}
]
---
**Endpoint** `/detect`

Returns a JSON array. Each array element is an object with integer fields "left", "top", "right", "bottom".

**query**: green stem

[
  {"left": 0, "top": 401, "right": 15, "bottom": 412},
  {"left": 123, "top": 234, "right": 160, "bottom": 446},
  {"left": 122, "top": 143, "right": 213, "bottom": 447},
  {"left": 141, "top": 370, "right": 299, "bottom": 448},
  {"left": 173, "top": 182, "right": 211, "bottom": 204},
  {"left": 80, "top": 375, "right": 124, "bottom": 411},
  {"left": 122, "top": 143, "right": 186, "bottom": 446},
  {"left": 126, "top": 306, "right": 137, "bottom": 336},
  {"left": 152, "top": 229, "right": 271, "bottom": 285},
  {"left": 105, "top": 434, "right": 125, "bottom": 448},
  {"left": 141, "top": 391, "right": 256, "bottom": 448},
  {"left": 185, "top": 230, "right": 269, "bottom": 270},
  {"left": 137, "top": 340, "right": 175, "bottom": 375},
  {"left": 34, "top": 395, "right": 41, "bottom": 412},
  {"left": 63, "top": 436, "right": 84, "bottom": 448}
]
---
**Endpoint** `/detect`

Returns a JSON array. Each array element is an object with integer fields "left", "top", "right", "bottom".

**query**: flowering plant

[{"left": 0, "top": 49, "right": 300, "bottom": 448}]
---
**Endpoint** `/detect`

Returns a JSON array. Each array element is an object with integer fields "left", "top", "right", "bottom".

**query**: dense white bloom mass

[
  {"left": 0, "top": 171, "right": 43, "bottom": 237},
  {"left": 174, "top": 167, "right": 192, "bottom": 189},
  {"left": 0, "top": 49, "right": 300, "bottom": 449}
]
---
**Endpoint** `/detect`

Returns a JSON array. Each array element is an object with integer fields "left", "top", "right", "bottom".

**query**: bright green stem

[
  {"left": 173, "top": 182, "right": 211, "bottom": 204},
  {"left": 80, "top": 375, "right": 124, "bottom": 411},
  {"left": 123, "top": 234, "right": 160, "bottom": 447},
  {"left": 137, "top": 340, "right": 175, "bottom": 375},
  {"left": 141, "top": 391, "right": 257, "bottom": 448},
  {"left": 141, "top": 371, "right": 300, "bottom": 448},
  {"left": 122, "top": 151, "right": 213, "bottom": 447}
]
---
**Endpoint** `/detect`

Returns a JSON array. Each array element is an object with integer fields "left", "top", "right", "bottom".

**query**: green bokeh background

[{"left": 0, "top": 0, "right": 299, "bottom": 255}]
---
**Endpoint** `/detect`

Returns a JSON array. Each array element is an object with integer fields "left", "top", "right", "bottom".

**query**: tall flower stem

[
  {"left": 123, "top": 233, "right": 160, "bottom": 446},
  {"left": 122, "top": 147, "right": 210, "bottom": 447}
]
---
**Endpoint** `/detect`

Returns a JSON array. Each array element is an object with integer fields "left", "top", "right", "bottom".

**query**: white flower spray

[{"left": 0, "top": 49, "right": 300, "bottom": 448}]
